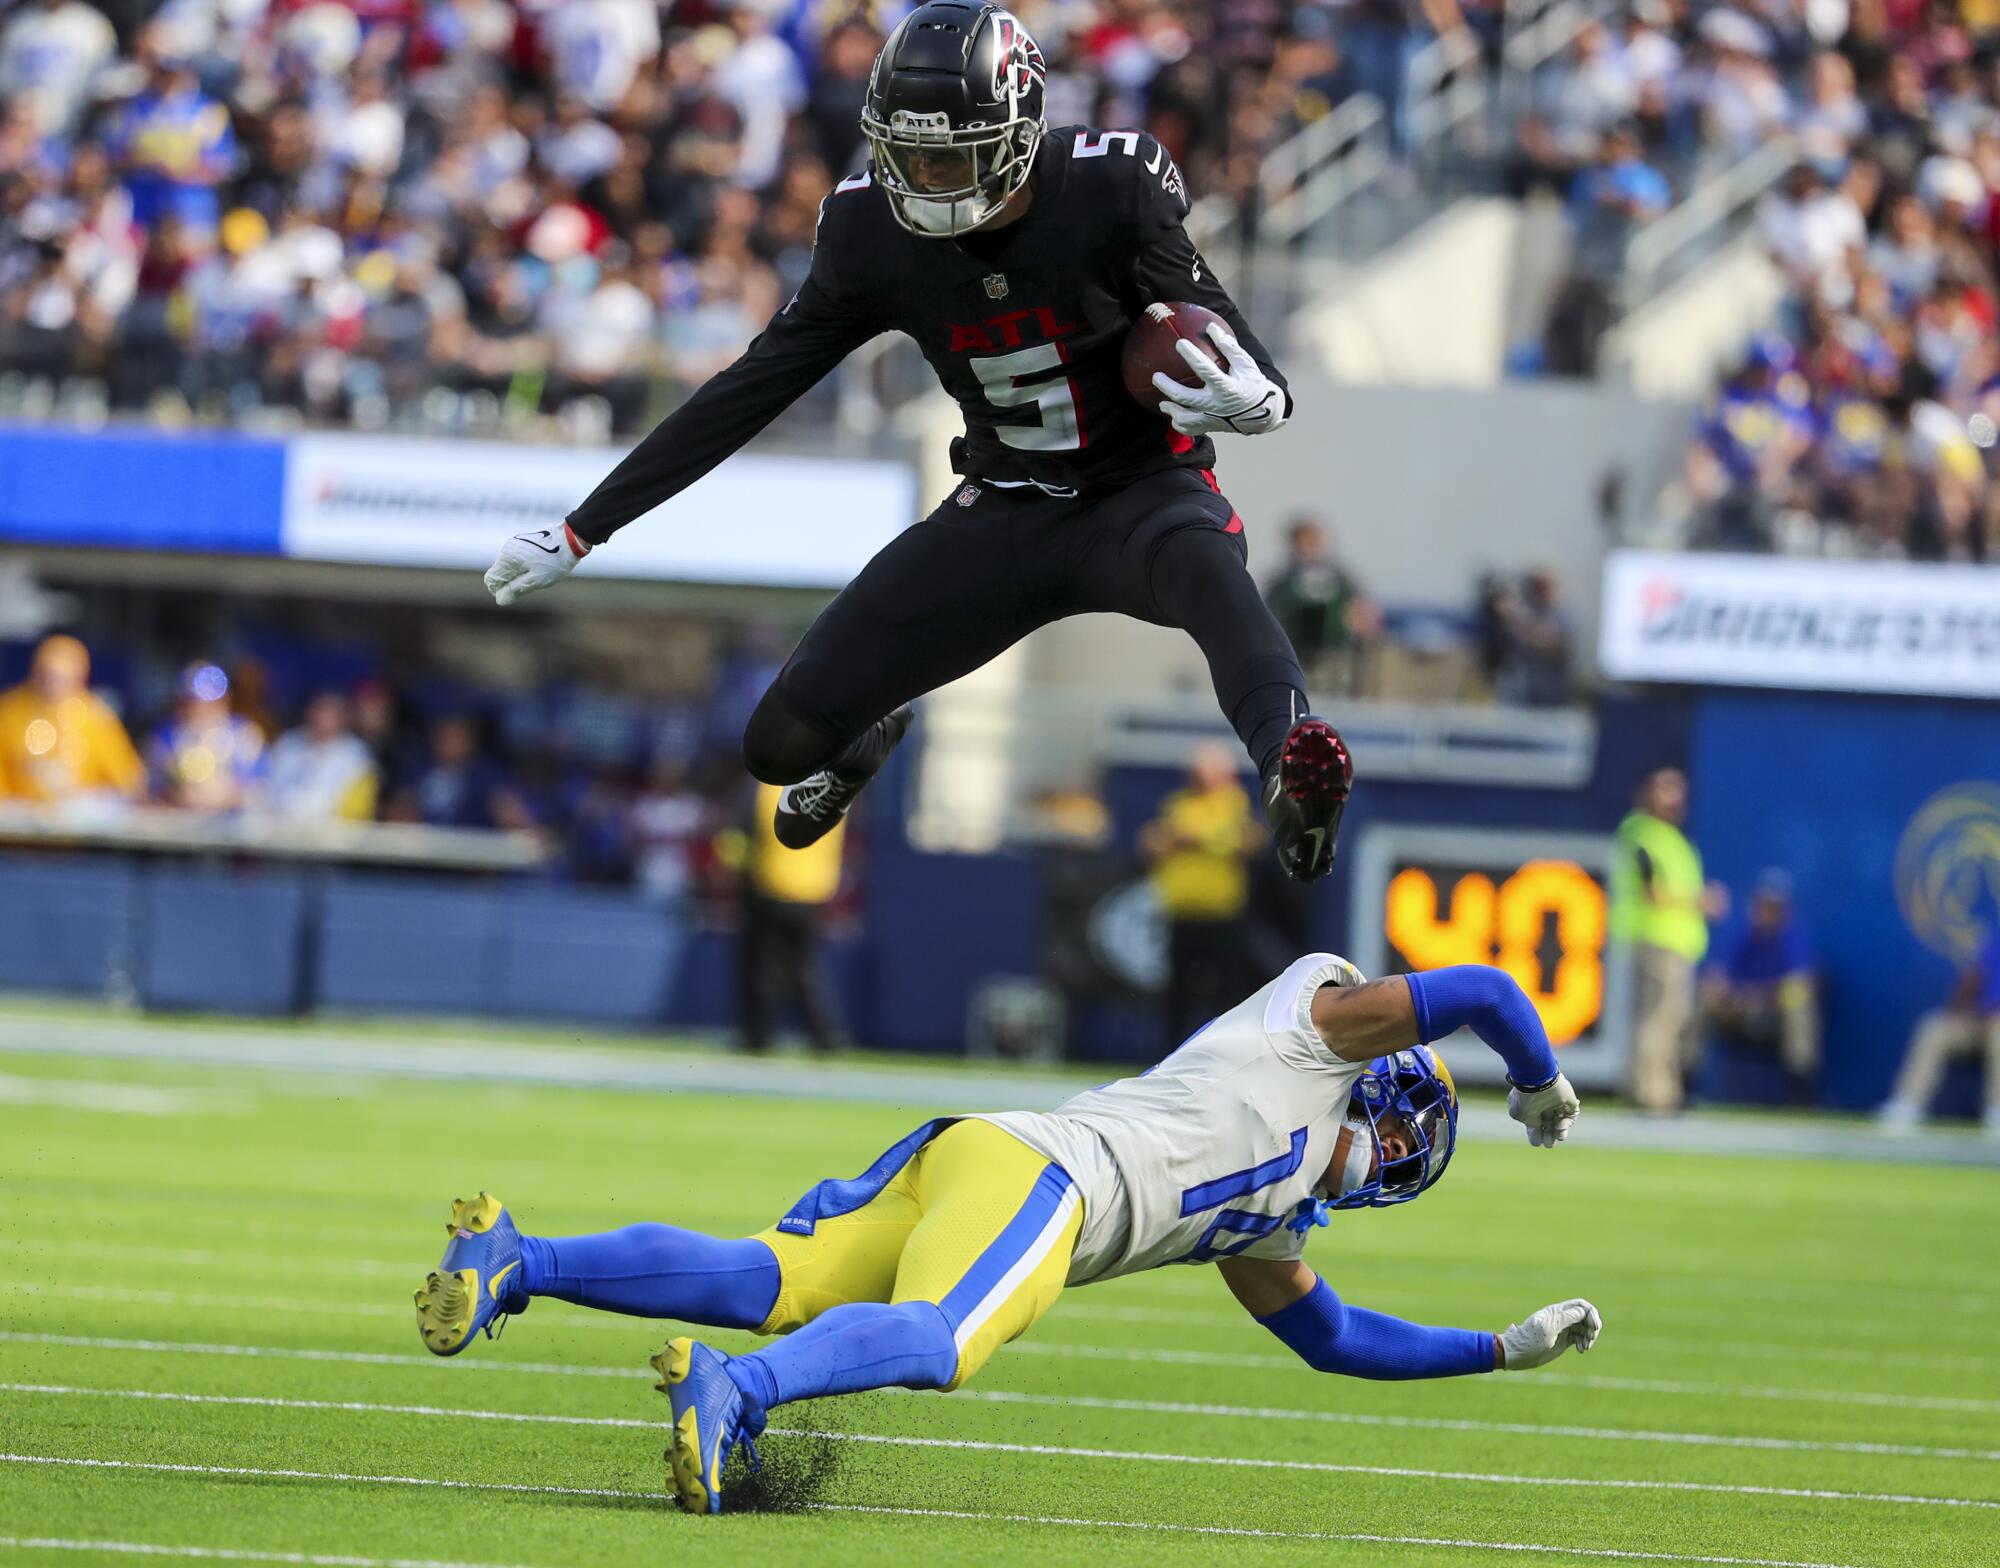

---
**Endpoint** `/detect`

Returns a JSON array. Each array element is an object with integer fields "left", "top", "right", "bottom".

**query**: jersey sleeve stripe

[
  {"left": 1177, "top": 1126, "right": 1308, "bottom": 1217},
  {"left": 939, "top": 1164, "right": 1078, "bottom": 1349}
]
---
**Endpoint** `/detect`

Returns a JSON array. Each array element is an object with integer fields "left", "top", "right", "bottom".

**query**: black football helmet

[{"left": 860, "top": 1, "right": 1047, "bottom": 238}]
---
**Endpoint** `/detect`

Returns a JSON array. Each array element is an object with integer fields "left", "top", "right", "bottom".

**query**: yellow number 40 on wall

[{"left": 1384, "top": 860, "right": 1607, "bottom": 1045}]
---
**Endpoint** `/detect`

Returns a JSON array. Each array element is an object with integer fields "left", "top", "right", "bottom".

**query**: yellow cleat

[
  {"left": 653, "top": 1336, "right": 759, "bottom": 1513},
  {"left": 412, "top": 1191, "right": 526, "bottom": 1357}
]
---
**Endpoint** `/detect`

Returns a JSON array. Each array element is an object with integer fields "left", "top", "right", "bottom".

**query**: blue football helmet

[{"left": 1331, "top": 1045, "right": 1459, "bottom": 1209}]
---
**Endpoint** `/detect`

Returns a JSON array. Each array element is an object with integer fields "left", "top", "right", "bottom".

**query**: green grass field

[{"left": 2, "top": 1027, "right": 1996, "bottom": 1568}]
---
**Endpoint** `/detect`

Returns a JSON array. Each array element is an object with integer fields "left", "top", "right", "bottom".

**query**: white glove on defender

[
  {"left": 1498, "top": 1299, "right": 1602, "bottom": 1370},
  {"left": 1152, "top": 322, "right": 1288, "bottom": 438},
  {"left": 1508, "top": 1070, "right": 1580, "bottom": 1148},
  {"left": 484, "top": 524, "right": 589, "bottom": 607}
]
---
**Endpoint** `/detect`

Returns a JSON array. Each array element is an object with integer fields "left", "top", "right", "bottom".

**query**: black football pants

[{"left": 743, "top": 467, "right": 1310, "bottom": 784}]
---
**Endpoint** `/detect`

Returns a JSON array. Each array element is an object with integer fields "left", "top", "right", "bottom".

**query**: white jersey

[{"left": 975, "top": 953, "right": 1368, "bottom": 1286}]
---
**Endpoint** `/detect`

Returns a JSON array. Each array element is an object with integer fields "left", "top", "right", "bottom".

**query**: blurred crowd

[
  {"left": 1646, "top": 0, "right": 2000, "bottom": 558},
  {"left": 0, "top": 625, "right": 795, "bottom": 901},
  {"left": 1264, "top": 512, "right": 1576, "bottom": 705},
  {"left": 0, "top": 0, "right": 1427, "bottom": 436}
]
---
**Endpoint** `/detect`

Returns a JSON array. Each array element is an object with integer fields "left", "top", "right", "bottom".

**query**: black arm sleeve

[
  {"left": 567, "top": 271, "right": 881, "bottom": 546},
  {"left": 1127, "top": 136, "right": 1289, "bottom": 409}
]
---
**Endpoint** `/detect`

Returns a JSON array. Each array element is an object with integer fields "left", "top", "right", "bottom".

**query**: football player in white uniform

[{"left": 414, "top": 957, "right": 1600, "bottom": 1513}]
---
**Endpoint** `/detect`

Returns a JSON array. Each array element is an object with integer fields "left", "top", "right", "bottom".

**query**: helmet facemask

[
  {"left": 1329, "top": 1046, "right": 1460, "bottom": 1210},
  {"left": 862, "top": 105, "right": 1043, "bottom": 238}
]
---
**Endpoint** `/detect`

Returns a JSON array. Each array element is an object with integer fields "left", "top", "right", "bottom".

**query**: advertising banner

[
  {"left": 1600, "top": 550, "right": 2000, "bottom": 698},
  {"left": 282, "top": 432, "right": 918, "bottom": 588}
]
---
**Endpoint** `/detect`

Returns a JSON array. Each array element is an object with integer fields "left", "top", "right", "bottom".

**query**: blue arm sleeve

[
  {"left": 1404, "top": 964, "right": 1561, "bottom": 1088},
  {"left": 1257, "top": 1278, "right": 1495, "bottom": 1380}
]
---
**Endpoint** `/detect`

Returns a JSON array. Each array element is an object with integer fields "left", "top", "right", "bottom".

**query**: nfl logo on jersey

[{"left": 983, "top": 273, "right": 1009, "bottom": 300}]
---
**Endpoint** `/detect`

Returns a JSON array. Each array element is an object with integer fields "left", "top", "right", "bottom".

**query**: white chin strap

[
  {"left": 902, "top": 191, "right": 1001, "bottom": 236},
  {"left": 1334, "top": 1116, "right": 1377, "bottom": 1199}
]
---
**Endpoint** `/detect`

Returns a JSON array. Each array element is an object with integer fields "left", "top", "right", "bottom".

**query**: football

[{"left": 1121, "top": 300, "right": 1229, "bottom": 408}]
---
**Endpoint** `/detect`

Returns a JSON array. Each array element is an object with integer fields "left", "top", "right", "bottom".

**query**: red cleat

[{"left": 1264, "top": 718, "right": 1352, "bottom": 881}]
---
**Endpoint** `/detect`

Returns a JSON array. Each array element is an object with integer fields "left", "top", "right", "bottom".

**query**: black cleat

[
  {"left": 773, "top": 706, "right": 913, "bottom": 850},
  {"left": 1264, "top": 717, "right": 1352, "bottom": 881}
]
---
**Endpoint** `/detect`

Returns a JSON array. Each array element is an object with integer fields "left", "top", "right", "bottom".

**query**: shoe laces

[{"left": 788, "top": 770, "right": 858, "bottom": 822}]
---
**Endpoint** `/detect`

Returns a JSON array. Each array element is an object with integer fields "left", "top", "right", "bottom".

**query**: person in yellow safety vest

[
  {"left": 1142, "top": 741, "right": 1263, "bottom": 1051},
  {"left": 733, "top": 780, "right": 850, "bottom": 1055},
  {"left": 0, "top": 634, "right": 145, "bottom": 804},
  {"left": 1610, "top": 766, "right": 1725, "bottom": 1112}
]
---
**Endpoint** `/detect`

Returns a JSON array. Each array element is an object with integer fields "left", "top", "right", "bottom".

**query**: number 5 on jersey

[{"left": 970, "top": 343, "right": 1083, "bottom": 451}]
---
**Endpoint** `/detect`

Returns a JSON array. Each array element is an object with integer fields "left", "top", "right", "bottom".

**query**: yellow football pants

[{"left": 753, "top": 1119, "right": 1081, "bottom": 1389}]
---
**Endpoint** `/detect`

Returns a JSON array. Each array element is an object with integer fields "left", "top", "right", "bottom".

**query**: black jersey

[{"left": 566, "top": 127, "right": 1287, "bottom": 546}]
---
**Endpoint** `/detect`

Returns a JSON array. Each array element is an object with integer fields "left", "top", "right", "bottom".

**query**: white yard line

[
  {"left": 0, "top": 1334, "right": 642, "bottom": 1381},
  {"left": 10, "top": 1233, "right": 2000, "bottom": 1326},
  {"left": 0, "top": 1285, "right": 644, "bottom": 1337},
  {"left": 6, "top": 1329, "right": 1998, "bottom": 1416},
  {"left": 0, "top": 1385, "right": 659, "bottom": 1432},
  {"left": 1, "top": 1402, "right": 1994, "bottom": 1511},
  {"left": 0, "top": 1495, "right": 1876, "bottom": 1566},
  {"left": 13, "top": 1282, "right": 1989, "bottom": 1372},
  {"left": 815, "top": 1507, "right": 1871, "bottom": 1567},
  {"left": 947, "top": 1389, "right": 2000, "bottom": 1463},
  {"left": 13, "top": 1380, "right": 1996, "bottom": 1465},
  {"left": 780, "top": 1430, "right": 2000, "bottom": 1509},
  {"left": 0, "top": 1540, "right": 536, "bottom": 1568},
  {"left": 998, "top": 1341, "right": 2000, "bottom": 1411},
  {"left": 3, "top": 1445, "right": 1993, "bottom": 1518},
  {"left": 0, "top": 1455, "right": 636, "bottom": 1499}
]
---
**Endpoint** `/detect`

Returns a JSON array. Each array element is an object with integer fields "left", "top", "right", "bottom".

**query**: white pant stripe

[{"left": 951, "top": 1184, "right": 1079, "bottom": 1353}]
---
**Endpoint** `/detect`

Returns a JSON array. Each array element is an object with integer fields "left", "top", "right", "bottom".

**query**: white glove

[
  {"left": 1498, "top": 1299, "right": 1602, "bottom": 1370},
  {"left": 1508, "top": 1070, "right": 1579, "bottom": 1148},
  {"left": 1152, "top": 322, "right": 1288, "bottom": 438},
  {"left": 484, "top": 523, "right": 589, "bottom": 607}
]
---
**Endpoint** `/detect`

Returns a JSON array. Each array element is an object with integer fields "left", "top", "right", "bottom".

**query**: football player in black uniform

[{"left": 483, "top": 0, "right": 1351, "bottom": 879}]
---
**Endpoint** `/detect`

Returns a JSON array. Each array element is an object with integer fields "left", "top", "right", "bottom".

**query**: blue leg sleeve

[
  {"left": 1404, "top": 964, "right": 1561, "bottom": 1086},
  {"left": 1258, "top": 1278, "right": 1495, "bottom": 1380},
  {"left": 516, "top": 1226, "right": 780, "bottom": 1330},
  {"left": 725, "top": 1301, "right": 957, "bottom": 1419}
]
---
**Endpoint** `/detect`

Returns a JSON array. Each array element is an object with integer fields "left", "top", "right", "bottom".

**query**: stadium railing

[
  {"left": 1619, "top": 135, "right": 1798, "bottom": 311},
  {"left": 0, "top": 801, "right": 545, "bottom": 871}
]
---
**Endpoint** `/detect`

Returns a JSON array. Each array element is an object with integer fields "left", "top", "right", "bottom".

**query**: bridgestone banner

[{"left": 1599, "top": 550, "right": 2000, "bottom": 698}]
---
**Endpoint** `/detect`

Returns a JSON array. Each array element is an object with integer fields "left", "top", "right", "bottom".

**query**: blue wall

[
  {"left": 0, "top": 425, "right": 285, "bottom": 553},
  {"left": 5, "top": 691, "right": 1990, "bottom": 1093},
  {"left": 1688, "top": 690, "right": 2000, "bottom": 1110}
]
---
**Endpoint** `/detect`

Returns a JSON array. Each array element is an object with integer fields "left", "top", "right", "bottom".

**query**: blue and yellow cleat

[
  {"left": 413, "top": 1192, "right": 528, "bottom": 1357},
  {"left": 651, "top": 1337, "right": 762, "bottom": 1514}
]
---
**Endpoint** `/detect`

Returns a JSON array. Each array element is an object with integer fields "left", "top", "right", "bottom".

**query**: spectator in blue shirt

[
  {"left": 147, "top": 661, "right": 265, "bottom": 812},
  {"left": 1880, "top": 925, "right": 2000, "bottom": 1136},
  {"left": 109, "top": 30, "right": 235, "bottom": 240},
  {"left": 1567, "top": 121, "right": 1670, "bottom": 277},
  {"left": 1685, "top": 336, "right": 1816, "bottom": 548},
  {"left": 1545, "top": 122, "right": 1670, "bottom": 374},
  {"left": 1702, "top": 869, "right": 1818, "bottom": 1103},
  {"left": 387, "top": 713, "right": 532, "bottom": 835}
]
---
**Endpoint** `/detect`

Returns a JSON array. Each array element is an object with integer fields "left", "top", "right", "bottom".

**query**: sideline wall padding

[
  {"left": 0, "top": 853, "right": 136, "bottom": 994},
  {"left": 136, "top": 869, "right": 307, "bottom": 1014}
]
